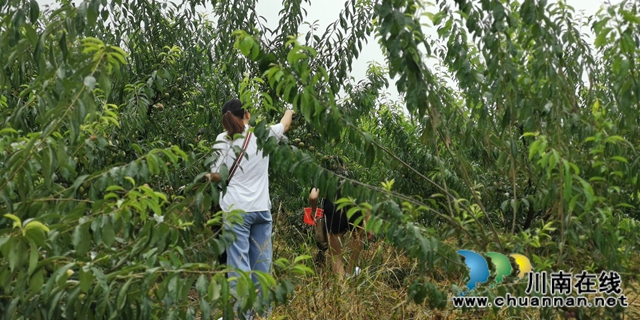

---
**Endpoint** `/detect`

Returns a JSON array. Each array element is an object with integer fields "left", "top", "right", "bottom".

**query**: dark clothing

[{"left": 311, "top": 188, "right": 363, "bottom": 235}]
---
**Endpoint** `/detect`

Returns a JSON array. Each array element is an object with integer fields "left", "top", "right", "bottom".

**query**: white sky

[{"left": 37, "top": 0, "right": 620, "bottom": 102}]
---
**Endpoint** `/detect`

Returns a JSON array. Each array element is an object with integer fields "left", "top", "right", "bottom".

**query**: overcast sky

[{"left": 37, "top": 0, "right": 620, "bottom": 101}]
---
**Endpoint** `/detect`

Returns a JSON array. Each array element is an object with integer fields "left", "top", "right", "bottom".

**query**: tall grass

[
  {"left": 192, "top": 210, "right": 640, "bottom": 319},
  {"left": 268, "top": 210, "right": 473, "bottom": 320},
  {"left": 265, "top": 211, "right": 640, "bottom": 320}
]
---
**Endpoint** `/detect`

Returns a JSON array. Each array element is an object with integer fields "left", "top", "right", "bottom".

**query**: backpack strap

[{"left": 226, "top": 130, "right": 252, "bottom": 186}]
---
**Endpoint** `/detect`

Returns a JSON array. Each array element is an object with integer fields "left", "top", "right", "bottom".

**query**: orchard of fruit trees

[{"left": 1, "top": 0, "right": 639, "bottom": 319}]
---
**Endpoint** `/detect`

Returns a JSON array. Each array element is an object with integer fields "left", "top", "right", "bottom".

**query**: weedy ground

[
  {"left": 191, "top": 211, "right": 640, "bottom": 320},
  {"left": 265, "top": 236, "right": 640, "bottom": 320},
  {"left": 260, "top": 212, "right": 640, "bottom": 320},
  {"left": 268, "top": 236, "right": 463, "bottom": 320}
]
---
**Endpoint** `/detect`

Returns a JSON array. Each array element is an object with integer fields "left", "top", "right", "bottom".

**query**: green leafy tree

[{"left": 1, "top": 0, "right": 639, "bottom": 319}]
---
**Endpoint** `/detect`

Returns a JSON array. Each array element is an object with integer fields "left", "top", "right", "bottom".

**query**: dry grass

[
  {"left": 261, "top": 234, "right": 640, "bottom": 320},
  {"left": 191, "top": 234, "right": 639, "bottom": 320},
  {"left": 264, "top": 234, "right": 495, "bottom": 320},
  {"left": 189, "top": 210, "right": 640, "bottom": 320}
]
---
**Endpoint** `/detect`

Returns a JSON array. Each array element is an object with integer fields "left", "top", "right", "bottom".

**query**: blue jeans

[{"left": 225, "top": 210, "right": 272, "bottom": 319}]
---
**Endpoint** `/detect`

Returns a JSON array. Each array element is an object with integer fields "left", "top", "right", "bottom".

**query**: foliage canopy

[{"left": 1, "top": 0, "right": 639, "bottom": 319}]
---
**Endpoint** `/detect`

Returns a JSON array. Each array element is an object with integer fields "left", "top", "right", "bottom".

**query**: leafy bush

[{"left": 1, "top": 0, "right": 639, "bottom": 319}]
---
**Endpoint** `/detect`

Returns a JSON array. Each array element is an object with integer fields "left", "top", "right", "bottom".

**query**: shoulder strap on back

[{"left": 225, "top": 130, "right": 252, "bottom": 186}]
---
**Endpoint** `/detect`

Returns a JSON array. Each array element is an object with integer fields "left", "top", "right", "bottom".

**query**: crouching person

[{"left": 308, "top": 156, "right": 372, "bottom": 280}]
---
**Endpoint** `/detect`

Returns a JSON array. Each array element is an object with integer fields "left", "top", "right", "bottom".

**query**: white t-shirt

[{"left": 210, "top": 123, "right": 285, "bottom": 212}]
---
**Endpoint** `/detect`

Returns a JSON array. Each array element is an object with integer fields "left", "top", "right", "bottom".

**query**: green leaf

[
  {"left": 250, "top": 42, "right": 260, "bottom": 61},
  {"left": 563, "top": 161, "right": 572, "bottom": 201},
  {"left": 27, "top": 239, "right": 39, "bottom": 276},
  {"left": 595, "top": 27, "right": 612, "bottom": 47},
  {"left": 0, "top": 127, "right": 18, "bottom": 135},
  {"left": 72, "top": 223, "right": 91, "bottom": 256},
  {"left": 102, "top": 218, "right": 115, "bottom": 247},
  {"left": 568, "top": 194, "right": 580, "bottom": 213},
  {"left": 293, "top": 255, "right": 312, "bottom": 264},
  {"left": 79, "top": 267, "right": 93, "bottom": 293},
  {"left": 43, "top": 263, "right": 74, "bottom": 296},
  {"left": 528, "top": 139, "right": 541, "bottom": 160},
  {"left": 621, "top": 33, "right": 635, "bottom": 54},
  {"left": 24, "top": 220, "right": 50, "bottom": 233},
  {"left": 605, "top": 135, "right": 625, "bottom": 144},
  {"left": 12, "top": 8, "right": 25, "bottom": 29},
  {"left": 87, "top": 0, "right": 98, "bottom": 26},
  {"left": 29, "top": 0, "right": 39, "bottom": 23},
  {"left": 365, "top": 144, "right": 376, "bottom": 167},
  {"left": 9, "top": 239, "right": 25, "bottom": 271},
  {"left": 106, "top": 185, "right": 125, "bottom": 192},
  {"left": 346, "top": 207, "right": 360, "bottom": 220},
  {"left": 196, "top": 274, "right": 208, "bottom": 297},
  {"left": 238, "top": 36, "right": 253, "bottom": 56},
  {"left": 71, "top": 175, "right": 90, "bottom": 192},
  {"left": 4, "top": 214, "right": 21, "bottom": 229},
  {"left": 117, "top": 278, "right": 133, "bottom": 310},
  {"left": 509, "top": 138, "right": 518, "bottom": 160},
  {"left": 208, "top": 276, "right": 220, "bottom": 302},
  {"left": 220, "top": 274, "right": 229, "bottom": 304},
  {"left": 0, "top": 236, "right": 11, "bottom": 252},
  {"left": 91, "top": 267, "right": 108, "bottom": 295},
  {"left": 59, "top": 31, "right": 68, "bottom": 61},
  {"left": 98, "top": 72, "right": 112, "bottom": 96},
  {"left": 610, "top": 156, "right": 627, "bottom": 163},
  {"left": 622, "top": 10, "right": 640, "bottom": 24},
  {"left": 29, "top": 269, "right": 44, "bottom": 293}
]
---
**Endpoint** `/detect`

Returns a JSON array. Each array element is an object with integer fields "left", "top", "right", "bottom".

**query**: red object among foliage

[{"left": 303, "top": 207, "right": 324, "bottom": 225}]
